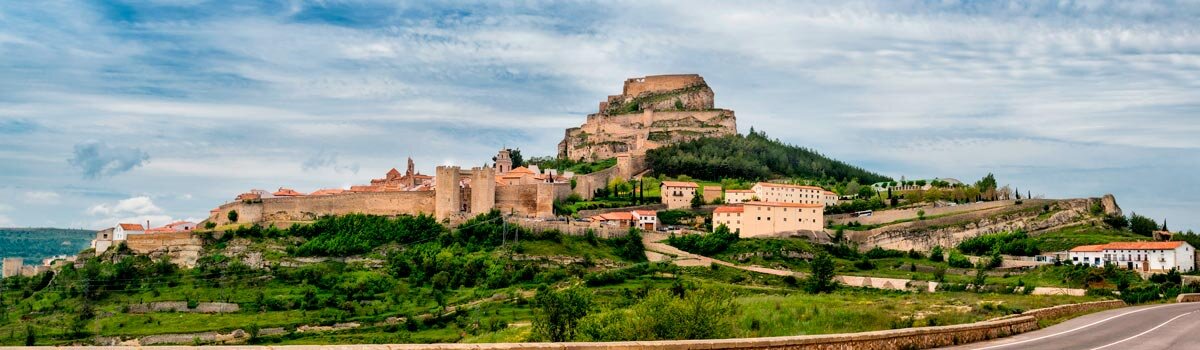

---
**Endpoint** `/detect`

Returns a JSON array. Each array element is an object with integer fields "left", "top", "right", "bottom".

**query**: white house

[
  {"left": 631, "top": 210, "right": 658, "bottom": 231},
  {"left": 112, "top": 223, "right": 145, "bottom": 241},
  {"left": 1069, "top": 241, "right": 1195, "bottom": 273}
]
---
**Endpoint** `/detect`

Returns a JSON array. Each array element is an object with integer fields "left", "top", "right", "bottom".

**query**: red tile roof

[
  {"left": 725, "top": 189, "right": 754, "bottom": 193},
  {"left": 713, "top": 206, "right": 744, "bottom": 214},
  {"left": 598, "top": 212, "right": 634, "bottom": 221},
  {"left": 632, "top": 210, "right": 657, "bottom": 216},
  {"left": 754, "top": 182, "right": 825, "bottom": 191},
  {"left": 1101, "top": 241, "right": 1184, "bottom": 250},
  {"left": 118, "top": 223, "right": 145, "bottom": 231},
  {"left": 1070, "top": 244, "right": 1106, "bottom": 252},
  {"left": 661, "top": 181, "right": 699, "bottom": 188},
  {"left": 273, "top": 187, "right": 306, "bottom": 196},
  {"left": 309, "top": 188, "right": 346, "bottom": 196}
]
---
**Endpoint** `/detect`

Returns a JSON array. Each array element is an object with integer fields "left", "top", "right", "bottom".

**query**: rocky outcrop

[
  {"left": 855, "top": 197, "right": 1109, "bottom": 252},
  {"left": 127, "top": 301, "right": 240, "bottom": 314},
  {"left": 558, "top": 74, "right": 737, "bottom": 161}
]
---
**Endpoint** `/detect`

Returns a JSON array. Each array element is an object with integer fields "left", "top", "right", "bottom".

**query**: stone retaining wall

[
  {"left": 127, "top": 301, "right": 240, "bottom": 314},
  {"left": 1177, "top": 293, "right": 1200, "bottom": 303},
  {"left": 998, "top": 299, "right": 1126, "bottom": 321}
]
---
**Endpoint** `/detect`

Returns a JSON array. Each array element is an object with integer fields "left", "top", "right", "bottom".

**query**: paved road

[{"left": 941, "top": 302, "right": 1200, "bottom": 350}]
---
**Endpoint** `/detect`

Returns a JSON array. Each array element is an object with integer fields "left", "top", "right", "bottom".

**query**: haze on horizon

[{"left": 0, "top": 1, "right": 1197, "bottom": 231}]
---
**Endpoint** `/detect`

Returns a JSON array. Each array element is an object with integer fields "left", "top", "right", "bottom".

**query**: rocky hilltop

[{"left": 558, "top": 74, "right": 737, "bottom": 161}]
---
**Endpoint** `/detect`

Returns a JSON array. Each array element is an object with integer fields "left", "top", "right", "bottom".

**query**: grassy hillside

[
  {"left": 1, "top": 213, "right": 1149, "bottom": 346},
  {"left": 0, "top": 228, "right": 94, "bottom": 260},
  {"left": 645, "top": 130, "right": 890, "bottom": 183}
]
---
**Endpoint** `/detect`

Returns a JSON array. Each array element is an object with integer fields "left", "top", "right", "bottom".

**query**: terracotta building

[
  {"left": 660, "top": 181, "right": 699, "bottom": 210},
  {"left": 713, "top": 202, "right": 823, "bottom": 238}
]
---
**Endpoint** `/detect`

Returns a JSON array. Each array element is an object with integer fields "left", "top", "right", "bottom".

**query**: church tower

[{"left": 494, "top": 149, "right": 512, "bottom": 174}]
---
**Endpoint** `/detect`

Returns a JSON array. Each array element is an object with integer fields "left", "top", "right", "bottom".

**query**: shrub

[
  {"left": 947, "top": 252, "right": 974, "bottom": 269},
  {"left": 930, "top": 246, "right": 945, "bottom": 262},
  {"left": 806, "top": 252, "right": 837, "bottom": 294},
  {"left": 227, "top": 210, "right": 239, "bottom": 223},
  {"left": 611, "top": 228, "right": 647, "bottom": 262},
  {"left": 667, "top": 225, "right": 739, "bottom": 256}
]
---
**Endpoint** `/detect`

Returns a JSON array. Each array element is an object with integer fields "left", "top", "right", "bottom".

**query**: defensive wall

[
  {"left": 571, "top": 154, "right": 648, "bottom": 200},
  {"left": 496, "top": 183, "right": 572, "bottom": 218},
  {"left": 210, "top": 191, "right": 438, "bottom": 226},
  {"left": 622, "top": 74, "right": 706, "bottom": 97}
]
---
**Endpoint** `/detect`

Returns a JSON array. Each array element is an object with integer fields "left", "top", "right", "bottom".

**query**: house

[
  {"left": 632, "top": 210, "right": 658, "bottom": 231},
  {"left": 589, "top": 210, "right": 658, "bottom": 231},
  {"left": 309, "top": 188, "right": 346, "bottom": 196},
  {"left": 164, "top": 221, "right": 197, "bottom": 232},
  {"left": 112, "top": 223, "right": 145, "bottom": 241},
  {"left": 712, "top": 201, "right": 823, "bottom": 238},
  {"left": 724, "top": 189, "right": 755, "bottom": 203},
  {"left": 590, "top": 211, "right": 634, "bottom": 228},
  {"left": 1068, "top": 241, "right": 1195, "bottom": 273},
  {"left": 660, "top": 181, "right": 698, "bottom": 210},
  {"left": 92, "top": 228, "right": 115, "bottom": 253}
]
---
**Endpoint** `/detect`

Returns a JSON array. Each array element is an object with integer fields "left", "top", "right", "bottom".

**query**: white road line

[
  {"left": 1088, "top": 310, "right": 1196, "bottom": 350},
  {"left": 971, "top": 303, "right": 1184, "bottom": 350}
]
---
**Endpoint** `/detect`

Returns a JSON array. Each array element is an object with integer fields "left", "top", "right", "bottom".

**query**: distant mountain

[
  {"left": 0, "top": 228, "right": 94, "bottom": 261},
  {"left": 646, "top": 129, "right": 891, "bottom": 184}
]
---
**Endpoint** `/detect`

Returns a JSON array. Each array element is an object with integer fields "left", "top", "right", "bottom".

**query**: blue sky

[{"left": 0, "top": 0, "right": 1198, "bottom": 231}]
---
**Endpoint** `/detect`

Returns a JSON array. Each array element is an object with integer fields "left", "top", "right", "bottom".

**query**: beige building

[
  {"left": 702, "top": 186, "right": 722, "bottom": 203},
  {"left": 750, "top": 183, "right": 830, "bottom": 206},
  {"left": 660, "top": 181, "right": 699, "bottom": 210},
  {"left": 823, "top": 191, "right": 840, "bottom": 207},
  {"left": 712, "top": 202, "right": 823, "bottom": 238},
  {"left": 724, "top": 189, "right": 755, "bottom": 203}
]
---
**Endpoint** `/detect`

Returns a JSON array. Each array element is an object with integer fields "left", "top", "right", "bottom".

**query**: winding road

[{"left": 940, "top": 302, "right": 1200, "bottom": 350}]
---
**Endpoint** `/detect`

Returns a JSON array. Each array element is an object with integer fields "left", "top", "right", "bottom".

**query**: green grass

[
  {"left": 1033, "top": 225, "right": 1148, "bottom": 253},
  {"left": 734, "top": 289, "right": 1098, "bottom": 337}
]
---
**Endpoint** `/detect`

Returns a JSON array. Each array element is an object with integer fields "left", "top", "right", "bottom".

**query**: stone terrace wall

[
  {"left": 1177, "top": 293, "right": 1200, "bottom": 303},
  {"left": 126, "top": 232, "right": 203, "bottom": 268},
  {"left": 996, "top": 299, "right": 1126, "bottom": 322}
]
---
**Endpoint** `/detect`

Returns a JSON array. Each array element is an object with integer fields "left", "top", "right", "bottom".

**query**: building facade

[
  {"left": 751, "top": 183, "right": 829, "bottom": 206},
  {"left": 712, "top": 202, "right": 823, "bottom": 238},
  {"left": 1068, "top": 242, "right": 1195, "bottom": 273},
  {"left": 660, "top": 181, "right": 699, "bottom": 210}
]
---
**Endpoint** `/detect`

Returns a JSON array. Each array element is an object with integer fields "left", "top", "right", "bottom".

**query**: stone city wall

[
  {"left": 210, "top": 191, "right": 437, "bottom": 225},
  {"left": 496, "top": 183, "right": 571, "bottom": 218},
  {"left": 996, "top": 299, "right": 1126, "bottom": 322}
]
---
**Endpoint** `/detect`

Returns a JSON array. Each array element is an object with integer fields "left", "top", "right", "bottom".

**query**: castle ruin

[{"left": 558, "top": 74, "right": 738, "bottom": 162}]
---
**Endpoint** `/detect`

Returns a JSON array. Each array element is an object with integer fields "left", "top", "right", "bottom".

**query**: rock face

[{"left": 558, "top": 74, "right": 737, "bottom": 161}]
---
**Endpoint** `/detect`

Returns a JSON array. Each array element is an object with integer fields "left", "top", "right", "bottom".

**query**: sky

[{"left": 0, "top": 0, "right": 1198, "bottom": 231}]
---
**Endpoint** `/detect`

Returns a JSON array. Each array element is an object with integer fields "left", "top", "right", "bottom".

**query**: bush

[
  {"left": 667, "top": 225, "right": 739, "bottom": 256},
  {"left": 806, "top": 252, "right": 837, "bottom": 294},
  {"left": 956, "top": 231, "right": 1040, "bottom": 256},
  {"left": 865, "top": 247, "right": 905, "bottom": 259},
  {"left": 611, "top": 228, "right": 647, "bottom": 262},
  {"left": 531, "top": 286, "right": 593, "bottom": 342},
  {"left": 853, "top": 256, "right": 876, "bottom": 270},
  {"left": 227, "top": 210, "right": 239, "bottom": 223},
  {"left": 947, "top": 252, "right": 974, "bottom": 269},
  {"left": 930, "top": 246, "right": 945, "bottom": 262},
  {"left": 577, "top": 289, "right": 737, "bottom": 341}
]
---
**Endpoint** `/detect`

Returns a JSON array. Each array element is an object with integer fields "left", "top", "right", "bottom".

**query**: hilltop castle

[{"left": 558, "top": 74, "right": 738, "bottom": 161}]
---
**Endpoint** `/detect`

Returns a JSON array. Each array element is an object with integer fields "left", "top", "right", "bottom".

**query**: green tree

[
  {"left": 806, "top": 252, "right": 837, "bottom": 294},
  {"left": 690, "top": 191, "right": 705, "bottom": 209},
  {"left": 532, "top": 286, "right": 593, "bottom": 342},
  {"left": 24, "top": 325, "right": 34, "bottom": 346},
  {"left": 227, "top": 210, "right": 239, "bottom": 223},
  {"left": 1129, "top": 212, "right": 1158, "bottom": 236}
]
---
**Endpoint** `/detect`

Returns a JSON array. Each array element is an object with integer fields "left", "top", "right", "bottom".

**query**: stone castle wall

[
  {"left": 496, "top": 183, "right": 571, "bottom": 218},
  {"left": 435, "top": 166, "right": 462, "bottom": 220},
  {"left": 571, "top": 154, "right": 649, "bottom": 200},
  {"left": 623, "top": 74, "right": 706, "bottom": 97},
  {"left": 210, "top": 191, "right": 437, "bottom": 226}
]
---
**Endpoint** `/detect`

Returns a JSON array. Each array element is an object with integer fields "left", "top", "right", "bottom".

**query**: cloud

[
  {"left": 86, "top": 196, "right": 162, "bottom": 217},
  {"left": 85, "top": 196, "right": 173, "bottom": 229},
  {"left": 0, "top": 119, "right": 39, "bottom": 134},
  {"left": 23, "top": 190, "right": 60, "bottom": 204},
  {"left": 301, "top": 149, "right": 360, "bottom": 174},
  {"left": 68, "top": 141, "right": 150, "bottom": 178}
]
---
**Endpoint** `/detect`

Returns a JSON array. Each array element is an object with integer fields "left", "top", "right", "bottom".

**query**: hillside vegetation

[
  {"left": 645, "top": 129, "right": 889, "bottom": 183},
  {"left": 0, "top": 228, "right": 94, "bottom": 260}
]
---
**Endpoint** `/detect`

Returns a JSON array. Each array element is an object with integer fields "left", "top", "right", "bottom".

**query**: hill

[
  {"left": 645, "top": 129, "right": 890, "bottom": 183},
  {"left": 0, "top": 228, "right": 94, "bottom": 260}
]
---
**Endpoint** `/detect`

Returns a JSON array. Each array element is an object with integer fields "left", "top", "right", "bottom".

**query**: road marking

[
  {"left": 971, "top": 303, "right": 1183, "bottom": 350},
  {"left": 1087, "top": 310, "right": 1196, "bottom": 350}
]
